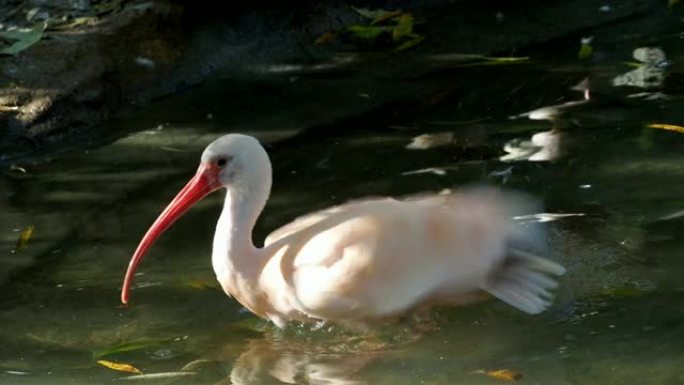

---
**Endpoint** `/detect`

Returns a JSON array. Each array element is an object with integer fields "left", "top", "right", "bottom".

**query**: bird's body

[{"left": 122, "top": 134, "right": 565, "bottom": 328}]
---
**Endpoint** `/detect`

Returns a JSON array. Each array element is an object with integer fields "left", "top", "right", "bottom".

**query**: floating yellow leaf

[
  {"left": 647, "top": 123, "right": 684, "bottom": 133},
  {"left": 474, "top": 369, "right": 523, "bottom": 381},
  {"left": 13, "top": 226, "right": 34, "bottom": 253},
  {"left": 392, "top": 14, "right": 414, "bottom": 41},
  {"left": 97, "top": 360, "right": 143, "bottom": 374}
]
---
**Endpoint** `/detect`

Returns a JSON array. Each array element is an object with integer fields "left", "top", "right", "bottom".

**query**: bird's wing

[
  {"left": 269, "top": 194, "right": 507, "bottom": 319},
  {"left": 262, "top": 187, "right": 561, "bottom": 320},
  {"left": 264, "top": 197, "right": 394, "bottom": 246}
]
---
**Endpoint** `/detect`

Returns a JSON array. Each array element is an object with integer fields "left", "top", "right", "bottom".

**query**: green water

[{"left": 1, "top": 44, "right": 683, "bottom": 384}]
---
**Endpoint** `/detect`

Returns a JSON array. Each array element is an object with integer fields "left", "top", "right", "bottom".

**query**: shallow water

[{"left": 2, "top": 38, "right": 684, "bottom": 385}]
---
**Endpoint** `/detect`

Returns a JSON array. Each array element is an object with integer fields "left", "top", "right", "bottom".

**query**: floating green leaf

[
  {"left": 392, "top": 14, "right": 414, "bottom": 41},
  {"left": 578, "top": 44, "right": 592, "bottom": 59},
  {"left": 347, "top": 25, "right": 393, "bottom": 40},
  {"left": 0, "top": 23, "right": 46, "bottom": 55},
  {"left": 578, "top": 37, "right": 593, "bottom": 60},
  {"left": 395, "top": 34, "right": 425, "bottom": 52},
  {"left": 623, "top": 61, "right": 643, "bottom": 68}
]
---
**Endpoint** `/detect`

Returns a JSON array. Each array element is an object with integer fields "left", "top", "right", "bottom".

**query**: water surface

[{"left": 1, "top": 40, "right": 683, "bottom": 385}]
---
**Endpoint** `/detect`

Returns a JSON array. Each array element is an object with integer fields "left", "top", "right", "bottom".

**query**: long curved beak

[{"left": 121, "top": 163, "right": 221, "bottom": 304}]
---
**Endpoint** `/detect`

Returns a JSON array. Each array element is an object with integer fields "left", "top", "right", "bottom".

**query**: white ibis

[{"left": 121, "top": 134, "right": 565, "bottom": 327}]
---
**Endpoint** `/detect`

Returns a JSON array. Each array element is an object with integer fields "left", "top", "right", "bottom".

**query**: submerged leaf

[
  {"left": 13, "top": 226, "right": 34, "bottom": 253},
  {"left": 392, "top": 14, "right": 414, "bottom": 41},
  {"left": 186, "top": 279, "right": 220, "bottom": 291},
  {"left": 26, "top": 8, "right": 41, "bottom": 21},
  {"left": 483, "top": 56, "right": 529, "bottom": 63},
  {"left": 48, "top": 16, "right": 99, "bottom": 30},
  {"left": 93, "top": 0, "right": 124, "bottom": 15},
  {"left": 314, "top": 31, "right": 337, "bottom": 45},
  {"left": 94, "top": 339, "right": 170, "bottom": 359},
  {"left": 433, "top": 54, "right": 529, "bottom": 68},
  {"left": 352, "top": 7, "right": 402, "bottom": 24},
  {"left": 371, "top": 10, "right": 403, "bottom": 24},
  {"left": 602, "top": 286, "right": 648, "bottom": 298},
  {"left": 475, "top": 369, "right": 523, "bottom": 381},
  {"left": 9, "top": 165, "right": 27, "bottom": 173},
  {"left": 97, "top": 360, "right": 143, "bottom": 374},
  {"left": 120, "top": 372, "right": 197, "bottom": 381},
  {"left": 647, "top": 123, "right": 684, "bottom": 134},
  {"left": 0, "top": 23, "right": 46, "bottom": 55},
  {"left": 179, "top": 359, "right": 216, "bottom": 372}
]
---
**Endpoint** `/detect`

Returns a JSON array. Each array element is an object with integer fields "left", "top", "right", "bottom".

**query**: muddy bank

[{"left": 0, "top": 0, "right": 677, "bottom": 166}]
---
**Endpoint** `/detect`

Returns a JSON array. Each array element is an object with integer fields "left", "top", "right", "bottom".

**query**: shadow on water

[{"left": 1, "top": 32, "right": 684, "bottom": 385}]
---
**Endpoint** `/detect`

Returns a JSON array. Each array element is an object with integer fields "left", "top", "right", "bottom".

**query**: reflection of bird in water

[
  {"left": 500, "top": 129, "right": 564, "bottom": 162},
  {"left": 613, "top": 47, "right": 668, "bottom": 89},
  {"left": 512, "top": 48, "right": 670, "bottom": 129},
  {"left": 509, "top": 79, "right": 592, "bottom": 127},
  {"left": 121, "top": 134, "right": 564, "bottom": 328},
  {"left": 224, "top": 335, "right": 378, "bottom": 385},
  {"left": 503, "top": 59, "right": 670, "bottom": 162},
  {"left": 503, "top": 80, "right": 587, "bottom": 161}
]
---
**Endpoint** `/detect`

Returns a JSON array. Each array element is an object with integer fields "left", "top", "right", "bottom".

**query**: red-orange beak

[{"left": 121, "top": 163, "right": 222, "bottom": 304}]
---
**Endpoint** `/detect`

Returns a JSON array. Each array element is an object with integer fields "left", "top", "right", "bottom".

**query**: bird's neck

[{"left": 212, "top": 181, "right": 270, "bottom": 291}]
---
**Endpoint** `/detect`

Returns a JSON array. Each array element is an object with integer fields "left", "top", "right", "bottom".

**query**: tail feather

[
  {"left": 483, "top": 248, "right": 565, "bottom": 314},
  {"left": 455, "top": 186, "right": 565, "bottom": 314}
]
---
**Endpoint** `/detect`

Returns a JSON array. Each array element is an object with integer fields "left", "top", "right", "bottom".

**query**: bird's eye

[{"left": 216, "top": 157, "right": 228, "bottom": 168}]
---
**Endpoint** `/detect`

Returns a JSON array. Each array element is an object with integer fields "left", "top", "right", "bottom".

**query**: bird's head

[{"left": 120, "top": 134, "right": 271, "bottom": 304}]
